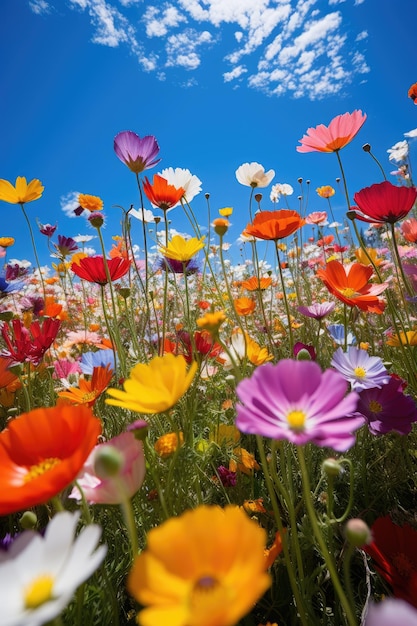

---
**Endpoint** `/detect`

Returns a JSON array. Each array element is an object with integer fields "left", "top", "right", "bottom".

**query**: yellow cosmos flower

[
  {"left": 316, "top": 185, "right": 335, "bottom": 198},
  {"left": 354, "top": 247, "right": 383, "bottom": 267},
  {"left": 154, "top": 432, "right": 184, "bottom": 459},
  {"left": 246, "top": 336, "right": 273, "bottom": 366},
  {"left": 106, "top": 353, "right": 197, "bottom": 414},
  {"left": 127, "top": 505, "right": 271, "bottom": 626},
  {"left": 196, "top": 311, "right": 227, "bottom": 336},
  {"left": 0, "top": 237, "right": 15, "bottom": 248},
  {"left": 78, "top": 193, "right": 104, "bottom": 212},
  {"left": 159, "top": 235, "right": 205, "bottom": 262},
  {"left": 0, "top": 177, "right": 44, "bottom": 204},
  {"left": 219, "top": 207, "right": 233, "bottom": 217},
  {"left": 386, "top": 330, "right": 417, "bottom": 347}
]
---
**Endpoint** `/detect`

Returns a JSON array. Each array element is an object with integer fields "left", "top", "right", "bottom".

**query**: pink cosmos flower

[
  {"left": 297, "top": 302, "right": 335, "bottom": 320},
  {"left": 297, "top": 110, "right": 367, "bottom": 153},
  {"left": 70, "top": 431, "right": 146, "bottom": 505},
  {"left": 305, "top": 211, "right": 328, "bottom": 225},
  {"left": 114, "top": 131, "right": 161, "bottom": 174},
  {"left": 236, "top": 359, "right": 363, "bottom": 451}
]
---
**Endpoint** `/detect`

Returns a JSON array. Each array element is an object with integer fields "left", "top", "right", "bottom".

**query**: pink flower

[
  {"left": 297, "top": 110, "right": 367, "bottom": 153},
  {"left": 306, "top": 211, "right": 328, "bottom": 225},
  {"left": 236, "top": 359, "right": 363, "bottom": 451},
  {"left": 70, "top": 432, "right": 146, "bottom": 504}
]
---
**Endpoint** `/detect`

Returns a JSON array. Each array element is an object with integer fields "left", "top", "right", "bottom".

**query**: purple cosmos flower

[
  {"left": 365, "top": 599, "right": 417, "bottom": 626},
  {"left": 356, "top": 376, "right": 417, "bottom": 435},
  {"left": 331, "top": 347, "right": 390, "bottom": 391},
  {"left": 217, "top": 466, "right": 237, "bottom": 487},
  {"left": 236, "top": 359, "right": 363, "bottom": 452},
  {"left": 293, "top": 341, "right": 316, "bottom": 360},
  {"left": 114, "top": 131, "right": 161, "bottom": 174},
  {"left": 38, "top": 222, "right": 57, "bottom": 237},
  {"left": 297, "top": 302, "right": 335, "bottom": 320},
  {"left": 54, "top": 235, "right": 78, "bottom": 258},
  {"left": 157, "top": 257, "right": 200, "bottom": 275}
]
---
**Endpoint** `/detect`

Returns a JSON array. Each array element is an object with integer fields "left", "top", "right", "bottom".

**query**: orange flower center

[
  {"left": 24, "top": 457, "right": 60, "bottom": 483},
  {"left": 368, "top": 400, "right": 383, "bottom": 414},
  {"left": 340, "top": 287, "right": 357, "bottom": 298}
]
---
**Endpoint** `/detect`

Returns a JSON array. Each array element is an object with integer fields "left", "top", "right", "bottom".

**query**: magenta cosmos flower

[
  {"left": 114, "top": 131, "right": 161, "bottom": 174},
  {"left": 297, "top": 110, "right": 367, "bottom": 153},
  {"left": 236, "top": 360, "right": 363, "bottom": 451},
  {"left": 351, "top": 181, "right": 417, "bottom": 224},
  {"left": 356, "top": 376, "right": 417, "bottom": 435}
]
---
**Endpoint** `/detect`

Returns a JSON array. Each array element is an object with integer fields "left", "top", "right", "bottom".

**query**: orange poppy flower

[
  {"left": 244, "top": 210, "right": 304, "bottom": 241},
  {"left": 316, "top": 260, "right": 388, "bottom": 314},
  {"left": 58, "top": 365, "right": 113, "bottom": 407},
  {"left": 0, "top": 404, "right": 101, "bottom": 515},
  {"left": 234, "top": 297, "right": 256, "bottom": 316},
  {"left": 241, "top": 276, "right": 272, "bottom": 291},
  {"left": 0, "top": 356, "right": 19, "bottom": 390},
  {"left": 408, "top": 82, "right": 417, "bottom": 104},
  {"left": 143, "top": 174, "right": 185, "bottom": 212}
]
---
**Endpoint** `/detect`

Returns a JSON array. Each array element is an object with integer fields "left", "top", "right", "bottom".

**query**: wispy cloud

[
  {"left": 31, "top": 0, "right": 369, "bottom": 100},
  {"left": 29, "top": 0, "right": 51, "bottom": 14}
]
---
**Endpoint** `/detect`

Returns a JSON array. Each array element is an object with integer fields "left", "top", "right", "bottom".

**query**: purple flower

[
  {"left": 331, "top": 347, "right": 390, "bottom": 391},
  {"left": 297, "top": 302, "right": 335, "bottom": 320},
  {"left": 38, "top": 222, "right": 57, "bottom": 237},
  {"left": 293, "top": 341, "right": 316, "bottom": 360},
  {"left": 157, "top": 257, "right": 200, "bottom": 275},
  {"left": 356, "top": 376, "right": 417, "bottom": 435},
  {"left": 114, "top": 131, "right": 161, "bottom": 174},
  {"left": 217, "top": 466, "right": 237, "bottom": 487},
  {"left": 365, "top": 599, "right": 417, "bottom": 626},
  {"left": 236, "top": 360, "right": 363, "bottom": 452},
  {"left": 54, "top": 235, "right": 78, "bottom": 258}
]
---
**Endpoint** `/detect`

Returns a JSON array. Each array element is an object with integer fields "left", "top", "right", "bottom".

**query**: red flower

[
  {"left": 71, "top": 256, "right": 130, "bottom": 285},
  {"left": 351, "top": 181, "right": 417, "bottom": 224},
  {"left": 1, "top": 318, "right": 60, "bottom": 366},
  {"left": 297, "top": 110, "right": 367, "bottom": 153},
  {"left": 364, "top": 516, "right": 417, "bottom": 608},
  {"left": 143, "top": 174, "right": 185, "bottom": 212},
  {"left": 408, "top": 82, "right": 417, "bottom": 104},
  {"left": 0, "top": 404, "right": 101, "bottom": 515}
]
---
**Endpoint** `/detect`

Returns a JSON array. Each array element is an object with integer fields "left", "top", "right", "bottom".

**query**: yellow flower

[
  {"left": 196, "top": 311, "right": 226, "bottom": 335},
  {"left": 127, "top": 505, "right": 271, "bottom": 626},
  {"left": 78, "top": 193, "right": 104, "bottom": 212},
  {"left": 229, "top": 447, "right": 260, "bottom": 474},
  {"left": 316, "top": 185, "right": 335, "bottom": 198},
  {"left": 154, "top": 432, "right": 184, "bottom": 458},
  {"left": 0, "top": 177, "right": 44, "bottom": 204},
  {"left": 233, "top": 297, "right": 256, "bottom": 316},
  {"left": 210, "top": 425, "right": 240, "bottom": 447},
  {"left": 246, "top": 336, "right": 273, "bottom": 366},
  {"left": 159, "top": 234, "right": 205, "bottom": 262},
  {"left": 0, "top": 237, "right": 15, "bottom": 248},
  {"left": 386, "top": 330, "right": 417, "bottom": 347},
  {"left": 354, "top": 247, "right": 383, "bottom": 267},
  {"left": 219, "top": 207, "right": 233, "bottom": 217},
  {"left": 106, "top": 354, "right": 197, "bottom": 414}
]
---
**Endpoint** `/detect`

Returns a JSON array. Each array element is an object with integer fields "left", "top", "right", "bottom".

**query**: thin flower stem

[
  {"left": 275, "top": 243, "right": 294, "bottom": 354},
  {"left": 297, "top": 446, "right": 357, "bottom": 626},
  {"left": 20, "top": 203, "right": 47, "bottom": 302},
  {"left": 118, "top": 491, "right": 139, "bottom": 559},
  {"left": 135, "top": 173, "right": 149, "bottom": 295}
]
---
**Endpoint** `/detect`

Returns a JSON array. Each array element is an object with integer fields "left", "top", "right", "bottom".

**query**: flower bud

[
  {"left": 362, "top": 143, "right": 371, "bottom": 152},
  {"left": 94, "top": 445, "right": 124, "bottom": 478},
  {"left": 345, "top": 518, "right": 372, "bottom": 547},
  {"left": 254, "top": 193, "right": 262, "bottom": 203},
  {"left": 322, "top": 457, "right": 342, "bottom": 477},
  {"left": 212, "top": 218, "right": 229, "bottom": 237},
  {"left": 19, "top": 511, "right": 38, "bottom": 530},
  {"left": 88, "top": 212, "right": 105, "bottom": 228},
  {"left": 127, "top": 420, "right": 149, "bottom": 441}
]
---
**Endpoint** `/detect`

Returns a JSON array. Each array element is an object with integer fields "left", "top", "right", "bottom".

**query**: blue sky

[{"left": 1, "top": 0, "right": 417, "bottom": 267}]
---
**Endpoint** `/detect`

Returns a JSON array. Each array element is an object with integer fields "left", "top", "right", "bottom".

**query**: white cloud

[
  {"left": 60, "top": 191, "right": 82, "bottom": 219},
  {"left": 354, "top": 0, "right": 365, "bottom": 4},
  {"left": 34, "top": 0, "right": 370, "bottom": 100},
  {"left": 29, "top": 0, "right": 51, "bottom": 14}
]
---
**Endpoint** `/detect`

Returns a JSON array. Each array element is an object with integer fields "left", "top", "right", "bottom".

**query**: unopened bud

[
  {"left": 322, "top": 457, "right": 342, "bottom": 477},
  {"left": 94, "top": 445, "right": 124, "bottom": 478},
  {"left": 345, "top": 518, "right": 372, "bottom": 547},
  {"left": 362, "top": 143, "right": 371, "bottom": 152},
  {"left": 88, "top": 212, "right": 105, "bottom": 228},
  {"left": 19, "top": 511, "right": 38, "bottom": 530}
]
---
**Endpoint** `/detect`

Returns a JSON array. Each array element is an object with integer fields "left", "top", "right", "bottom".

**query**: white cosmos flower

[
  {"left": 0, "top": 511, "right": 106, "bottom": 626},
  {"left": 387, "top": 140, "right": 409, "bottom": 162},
  {"left": 129, "top": 207, "right": 157, "bottom": 223},
  {"left": 160, "top": 167, "right": 202, "bottom": 205},
  {"left": 72, "top": 234, "right": 96, "bottom": 244},
  {"left": 270, "top": 183, "right": 294, "bottom": 202},
  {"left": 235, "top": 162, "right": 275, "bottom": 188}
]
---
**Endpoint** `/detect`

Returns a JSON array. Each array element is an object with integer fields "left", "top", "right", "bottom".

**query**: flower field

[{"left": 1, "top": 105, "right": 417, "bottom": 626}]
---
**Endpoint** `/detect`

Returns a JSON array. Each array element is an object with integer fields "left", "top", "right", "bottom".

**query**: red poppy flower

[
  {"left": 316, "top": 260, "right": 388, "bottom": 314},
  {"left": 244, "top": 210, "right": 304, "bottom": 241},
  {"left": 1, "top": 318, "right": 61, "bottom": 366},
  {"left": 408, "top": 82, "right": 417, "bottom": 104},
  {"left": 143, "top": 174, "right": 185, "bottom": 212},
  {"left": 351, "top": 181, "right": 417, "bottom": 224},
  {"left": 71, "top": 256, "right": 130, "bottom": 285},
  {"left": 364, "top": 516, "right": 417, "bottom": 607},
  {"left": 297, "top": 110, "right": 367, "bottom": 153},
  {"left": 0, "top": 404, "right": 101, "bottom": 515}
]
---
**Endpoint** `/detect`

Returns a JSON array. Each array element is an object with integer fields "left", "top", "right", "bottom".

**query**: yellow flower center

[
  {"left": 24, "top": 574, "right": 55, "bottom": 609},
  {"left": 81, "top": 390, "right": 98, "bottom": 403},
  {"left": 353, "top": 366, "right": 367, "bottom": 378},
  {"left": 287, "top": 410, "right": 306, "bottom": 432},
  {"left": 24, "top": 458, "right": 60, "bottom": 483},
  {"left": 368, "top": 400, "right": 383, "bottom": 414},
  {"left": 340, "top": 287, "right": 356, "bottom": 298}
]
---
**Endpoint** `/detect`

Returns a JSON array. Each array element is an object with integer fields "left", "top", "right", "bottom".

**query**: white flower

[
  {"left": 220, "top": 331, "right": 247, "bottom": 369},
  {"left": 387, "top": 140, "right": 409, "bottom": 162},
  {"left": 235, "top": 162, "right": 275, "bottom": 188},
  {"left": 160, "top": 167, "right": 202, "bottom": 205},
  {"left": 404, "top": 127, "right": 417, "bottom": 138},
  {"left": 0, "top": 511, "right": 106, "bottom": 626},
  {"left": 129, "top": 207, "right": 157, "bottom": 223},
  {"left": 270, "top": 183, "right": 294, "bottom": 202},
  {"left": 72, "top": 234, "right": 96, "bottom": 243}
]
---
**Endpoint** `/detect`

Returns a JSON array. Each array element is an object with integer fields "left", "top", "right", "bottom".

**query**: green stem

[{"left": 20, "top": 203, "right": 47, "bottom": 302}]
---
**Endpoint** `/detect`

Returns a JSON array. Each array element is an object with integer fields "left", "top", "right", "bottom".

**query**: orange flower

[
  {"left": 39, "top": 296, "right": 68, "bottom": 320},
  {"left": 234, "top": 297, "right": 256, "bottom": 316},
  {"left": 58, "top": 365, "right": 113, "bottom": 407},
  {"left": 143, "top": 174, "right": 185, "bottom": 212},
  {"left": 264, "top": 530, "right": 286, "bottom": 569},
  {"left": 154, "top": 432, "right": 184, "bottom": 459},
  {"left": 244, "top": 210, "right": 304, "bottom": 241},
  {"left": 78, "top": 193, "right": 103, "bottom": 212},
  {"left": 0, "top": 356, "right": 19, "bottom": 390},
  {"left": 243, "top": 498, "right": 267, "bottom": 514},
  {"left": 316, "top": 185, "right": 335, "bottom": 198},
  {"left": 241, "top": 276, "right": 272, "bottom": 291},
  {"left": 229, "top": 447, "right": 260, "bottom": 474},
  {"left": 0, "top": 404, "right": 101, "bottom": 515},
  {"left": 316, "top": 260, "right": 388, "bottom": 314}
]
